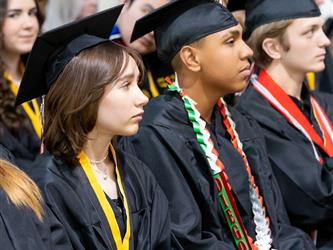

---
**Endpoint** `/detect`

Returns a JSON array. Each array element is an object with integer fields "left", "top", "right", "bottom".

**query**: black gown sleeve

[
  {"left": 120, "top": 126, "right": 236, "bottom": 250},
  {"left": 0, "top": 211, "right": 15, "bottom": 250},
  {"left": 264, "top": 126, "right": 333, "bottom": 225},
  {"left": 237, "top": 89, "right": 333, "bottom": 227},
  {"left": 0, "top": 191, "right": 53, "bottom": 250}
]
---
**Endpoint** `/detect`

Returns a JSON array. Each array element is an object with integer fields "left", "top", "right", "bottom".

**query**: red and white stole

[{"left": 251, "top": 69, "right": 333, "bottom": 163}]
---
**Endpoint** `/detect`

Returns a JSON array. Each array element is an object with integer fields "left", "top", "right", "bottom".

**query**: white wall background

[{"left": 98, "top": 0, "right": 120, "bottom": 11}]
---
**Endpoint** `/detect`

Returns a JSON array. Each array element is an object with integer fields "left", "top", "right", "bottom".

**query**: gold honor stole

[
  {"left": 5, "top": 71, "right": 42, "bottom": 138},
  {"left": 78, "top": 145, "right": 131, "bottom": 250}
]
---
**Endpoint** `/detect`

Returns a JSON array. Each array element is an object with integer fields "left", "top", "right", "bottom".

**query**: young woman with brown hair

[
  {"left": 16, "top": 6, "right": 171, "bottom": 250},
  {"left": 0, "top": 0, "right": 43, "bottom": 169}
]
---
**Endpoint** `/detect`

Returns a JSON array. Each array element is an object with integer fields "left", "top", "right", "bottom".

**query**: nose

[
  {"left": 318, "top": 29, "right": 331, "bottom": 48},
  {"left": 240, "top": 40, "right": 254, "bottom": 60},
  {"left": 22, "top": 13, "right": 37, "bottom": 30},
  {"left": 135, "top": 85, "right": 149, "bottom": 107}
]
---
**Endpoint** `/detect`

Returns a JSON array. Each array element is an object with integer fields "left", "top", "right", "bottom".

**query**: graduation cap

[
  {"left": 244, "top": 0, "right": 321, "bottom": 40},
  {"left": 227, "top": 0, "right": 246, "bottom": 12},
  {"left": 131, "top": 0, "right": 238, "bottom": 63},
  {"left": 15, "top": 4, "right": 124, "bottom": 105}
]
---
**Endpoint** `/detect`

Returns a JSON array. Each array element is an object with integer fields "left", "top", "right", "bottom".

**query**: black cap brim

[
  {"left": 16, "top": 4, "right": 124, "bottom": 105},
  {"left": 227, "top": 0, "right": 246, "bottom": 12}
]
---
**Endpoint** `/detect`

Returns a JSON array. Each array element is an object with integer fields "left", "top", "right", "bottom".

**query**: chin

[
  {"left": 18, "top": 45, "right": 34, "bottom": 54},
  {"left": 307, "top": 63, "right": 325, "bottom": 73},
  {"left": 137, "top": 47, "right": 154, "bottom": 55},
  {"left": 233, "top": 80, "right": 248, "bottom": 93},
  {"left": 121, "top": 126, "right": 139, "bottom": 137}
]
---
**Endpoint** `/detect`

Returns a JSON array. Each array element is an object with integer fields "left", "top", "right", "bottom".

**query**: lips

[
  {"left": 239, "top": 63, "right": 253, "bottom": 79},
  {"left": 132, "top": 111, "right": 144, "bottom": 120},
  {"left": 316, "top": 53, "right": 326, "bottom": 60}
]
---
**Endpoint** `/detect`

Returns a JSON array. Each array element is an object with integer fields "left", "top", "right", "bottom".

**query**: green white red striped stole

[{"left": 167, "top": 77, "right": 272, "bottom": 250}]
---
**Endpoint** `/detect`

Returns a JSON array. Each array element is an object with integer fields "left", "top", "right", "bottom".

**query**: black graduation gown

[
  {"left": 237, "top": 85, "right": 333, "bottom": 249},
  {"left": 0, "top": 143, "right": 14, "bottom": 162},
  {"left": 119, "top": 91, "right": 314, "bottom": 249},
  {"left": 0, "top": 101, "right": 40, "bottom": 171},
  {"left": 0, "top": 190, "right": 53, "bottom": 250},
  {"left": 28, "top": 149, "right": 171, "bottom": 250},
  {"left": 0, "top": 144, "right": 52, "bottom": 250}
]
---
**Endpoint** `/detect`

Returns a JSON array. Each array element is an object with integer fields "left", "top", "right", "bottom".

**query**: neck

[
  {"left": 83, "top": 129, "right": 113, "bottom": 163},
  {"left": 178, "top": 73, "right": 220, "bottom": 123},
  {"left": 265, "top": 63, "right": 304, "bottom": 100},
  {"left": 0, "top": 50, "right": 22, "bottom": 84}
]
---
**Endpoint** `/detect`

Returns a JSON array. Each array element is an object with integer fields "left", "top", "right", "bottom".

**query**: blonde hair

[
  {"left": 0, "top": 160, "right": 44, "bottom": 220},
  {"left": 42, "top": 0, "right": 83, "bottom": 32},
  {"left": 246, "top": 19, "right": 293, "bottom": 68}
]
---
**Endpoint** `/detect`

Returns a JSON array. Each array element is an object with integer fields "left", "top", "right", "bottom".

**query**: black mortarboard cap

[
  {"left": 15, "top": 4, "right": 124, "bottom": 105},
  {"left": 244, "top": 0, "right": 321, "bottom": 40},
  {"left": 131, "top": 0, "right": 238, "bottom": 63},
  {"left": 227, "top": 0, "right": 246, "bottom": 12}
]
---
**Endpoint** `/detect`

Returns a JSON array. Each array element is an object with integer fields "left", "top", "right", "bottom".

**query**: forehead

[
  {"left": 288, "top": 16, "right": 325, "bottom": 30},
  {"left": 7, "top": 0, "right": 36, "bottom": 9},
  {"left": 207, "top": 23, "right": 243, "bottom": 40},
  {"left": 120, "top": 55, "right": 140, "bottom": 77}
]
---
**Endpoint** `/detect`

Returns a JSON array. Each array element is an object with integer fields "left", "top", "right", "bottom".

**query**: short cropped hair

[{"left": 246, "top": 19, "right": 293, "bottom": 68}]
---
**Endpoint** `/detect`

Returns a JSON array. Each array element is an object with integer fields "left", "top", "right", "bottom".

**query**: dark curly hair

[{"left": 0, "top": 0, "right": 43, "bottom": 135}]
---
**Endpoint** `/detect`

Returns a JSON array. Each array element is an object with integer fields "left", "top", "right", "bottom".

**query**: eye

[
  {"left": 29, "top": 9, "right": 38, "bottom": 17},
  {"left": 225, "top": 38, "right": 235, "bottom": 46},
  {"left": 121, "top": 81, "right": 131, "bottom": 89},
  {"left": 7, "top": 12, "right": 19, "bottom": 18},
  {"left": 304, "top": 27, "right": 316, "bottom": 38}
]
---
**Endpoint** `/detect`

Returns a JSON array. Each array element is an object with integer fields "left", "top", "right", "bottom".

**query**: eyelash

[
  {"left": 7, "top": 10, "right": 37, "bottom": 18},
  {"left": 225, "top": 38, "right": 235, "bottom": 45},
  {"left": 7, "top": 13, "right": 19, "bottom": 18},
  {"left": 122, "top": 81, "right": 131, "bottom": 89},
  {"left": 304, "top": 28, "right": 317, "bottom": 37}
]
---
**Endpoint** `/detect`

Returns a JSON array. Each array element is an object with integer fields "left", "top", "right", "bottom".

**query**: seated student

[
  {"left": 120, "top": 0, "right": 315, "bottom": 249},
  {"left": 236, "top": 0, "right": 333, "bottom": 248},
  {"left": 0, "top": 144, "right": 51, "bottom": 250},
  {"left": 0, "top": 0, "right": 43, "bottom": 170},
  {"left": 111, "top": 0, "right": 175, "bottom": 98},
  {"left": 16, "top": 6, "right": 171, "bottom": 250}
]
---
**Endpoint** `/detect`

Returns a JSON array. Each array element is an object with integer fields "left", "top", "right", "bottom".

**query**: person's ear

[
  {"left": 262, "top": 37, "right": 282, "bottom": 60},
  {"left": 179, "top": 45, "right": 202, "bottom": 72}
]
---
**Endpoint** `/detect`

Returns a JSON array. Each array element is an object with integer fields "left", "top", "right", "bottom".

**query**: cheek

[
  {"left": 208, "top": 52, "right": 236, "bottom": 77},
  {"left": 2, "top": 22, "right": 16, "bottom": 40},
  {"left": 32, "top": 19, "right": 40, "bottom": 31},
  {"left": 98, "top": 94, "right": 130, "bottom": 123}
]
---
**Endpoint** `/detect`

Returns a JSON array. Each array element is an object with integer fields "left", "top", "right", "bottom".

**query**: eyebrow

[
  {"left": 222, "top": 30, "right": 241, "bottom": 39},
  {"left": 143, "top": 3, "right": 154, "bottom": 11},
  {"left": 7, "top": 7, "right": 37, "bottom": 12},
  {"left": 304, "top": 23, "right": 323, "bottom": 31},
  {"left": 118, "top": 73, "right": 137, "bottom": 81}
]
